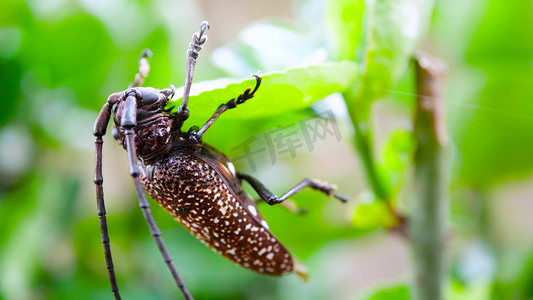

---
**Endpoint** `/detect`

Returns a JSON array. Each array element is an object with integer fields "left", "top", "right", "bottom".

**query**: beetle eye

[{"left": 139, "top": 88, "right": 159, "bottom": 105}]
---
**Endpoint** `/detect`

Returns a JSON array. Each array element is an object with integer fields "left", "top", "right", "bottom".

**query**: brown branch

[{"left": 410, "top": 53, "right": 448, "bottom": 300}]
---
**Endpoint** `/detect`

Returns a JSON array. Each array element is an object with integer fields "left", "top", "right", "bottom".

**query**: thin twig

[
  {"left": 343, "top": 88, "right": 390, "bottom": 202},
  {"left": 343, "top": 91, "right": 407, "bottom": 230}
]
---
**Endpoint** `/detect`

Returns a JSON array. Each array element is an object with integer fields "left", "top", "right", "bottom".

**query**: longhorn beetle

[{"left": 93, "top": 21, "right": 348, "bottom": 299}]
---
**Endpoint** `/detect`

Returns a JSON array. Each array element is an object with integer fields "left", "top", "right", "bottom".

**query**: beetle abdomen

[{"left": 141, "top": 151, "right": 294, "bottom": 275}]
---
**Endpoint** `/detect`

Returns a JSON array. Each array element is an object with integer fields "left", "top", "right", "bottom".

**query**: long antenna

[{"left": 177, "top": 21, "right": 209, "bottom": 121}]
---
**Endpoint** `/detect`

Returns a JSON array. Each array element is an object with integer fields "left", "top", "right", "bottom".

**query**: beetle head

[{"left": 109, "top": 86, "right": 175, "bottom": 127}]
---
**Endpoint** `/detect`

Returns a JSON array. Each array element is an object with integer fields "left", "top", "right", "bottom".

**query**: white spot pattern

[{"left": 140, "top": 151, "right": 293, "bottom": 275}]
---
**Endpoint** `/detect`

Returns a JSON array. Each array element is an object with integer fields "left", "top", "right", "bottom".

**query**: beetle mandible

[{"left": 93, "top": 21, "right": 348, "bottom": 300}]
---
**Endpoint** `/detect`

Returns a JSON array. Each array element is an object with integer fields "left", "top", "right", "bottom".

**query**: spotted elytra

[{"left": 93, "top": 21, "right": 348, "bottom": 300}]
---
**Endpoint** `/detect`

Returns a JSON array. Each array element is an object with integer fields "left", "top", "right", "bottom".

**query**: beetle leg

[
  {"left": 237, "top": 172, "right": 348, "bottom": 205},
  {"left": 121, "top": 91, "right": 193, "bottom": 300},
  {"left": 129, "top": 48, "right": 152, "bottom": 88},
  {"left": 189, "top": 75, "right": 262, "bottom": 143},
  {"left": 254, "top": 198, "right": 307, "bottom": 215}
]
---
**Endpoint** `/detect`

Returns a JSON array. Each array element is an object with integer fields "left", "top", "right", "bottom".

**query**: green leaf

[
  {"left": 355, "top": 0, "right": 434, "bottom": 107},
  {"left": 326, "top": 0, "right": 365, "bottom": 61},
  {"left": 168, "top": 61, "right": 359, "bottom": 119},
  {"left": 379, "top": 130, "right": 415, "bottom": 195},
  {"left": 351, "top": 193, "right": 397, "bottom": 230},
  {"left": 448, "top": 279, "right": 491, "bottom": 300},
  {"left": 22, "top": 14, "right": 118, "bottom": 110},
  {"left": 445, "top": 0, "right": 533, "bottom": 185},
  {"left": 363, "top": 284, "right": 410, "bottom": 300},
  {"left": 343, "top": 0, "right": 434, "bottom": 203}
]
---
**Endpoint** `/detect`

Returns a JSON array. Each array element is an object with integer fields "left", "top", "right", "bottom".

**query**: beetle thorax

[{"left": 115, "top": 113, "right": 177, "bottom": 162}]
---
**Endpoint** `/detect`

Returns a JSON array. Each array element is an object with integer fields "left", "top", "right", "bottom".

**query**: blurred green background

[{"left": 0, "top": 0, "right": 532, "bottom": 299}]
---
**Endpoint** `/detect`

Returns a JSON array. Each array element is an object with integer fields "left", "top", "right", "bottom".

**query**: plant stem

[
  {"left": 354, "top": 115, "right": 389, "bottom": 201},
  {"left": 410, "top": 53, "right": 447, "bottom": 300},
  {"left": 344, "top": 92, "right": 409, "bottom": 231},
  {"left": 344, "top": 92, "right": 389, "bottom": 202}
]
